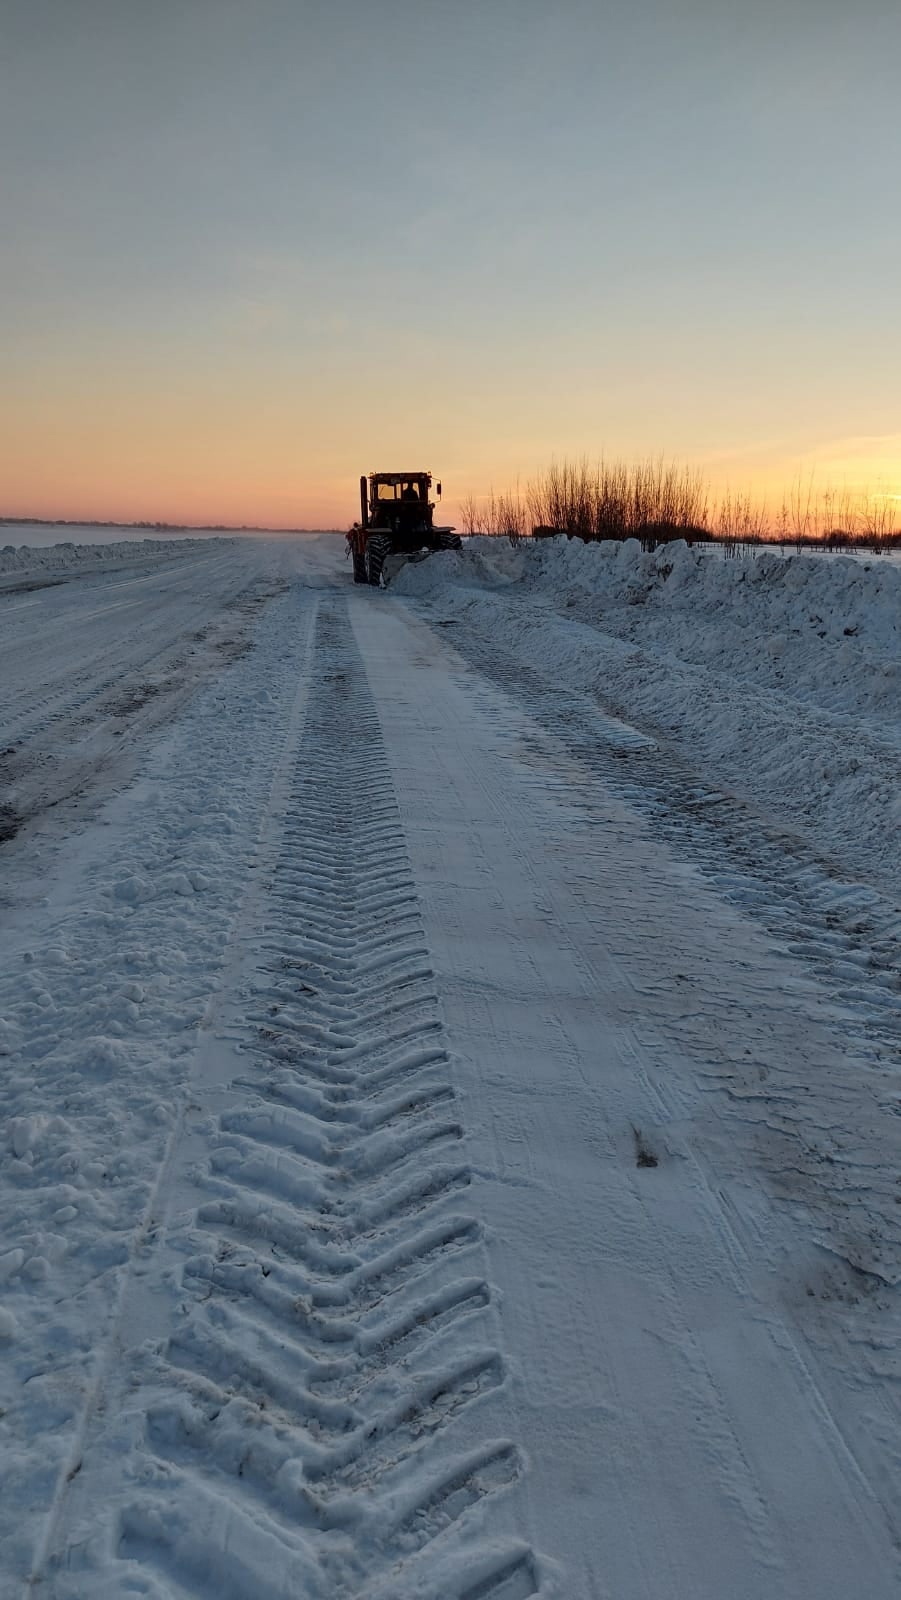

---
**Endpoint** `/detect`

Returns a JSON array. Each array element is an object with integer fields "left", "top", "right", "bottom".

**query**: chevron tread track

[{"left": 37, "top": 596, "right": 538, "bottom": 1600}]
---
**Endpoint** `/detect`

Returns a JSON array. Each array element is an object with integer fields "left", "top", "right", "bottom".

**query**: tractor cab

[{"left": 367, "top": 472, "right": 435, "bottom": 537}]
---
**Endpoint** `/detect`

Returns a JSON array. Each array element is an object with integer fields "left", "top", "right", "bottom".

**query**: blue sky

[{"left": 2, "top": 0, "right": 899, "bottom": 525}]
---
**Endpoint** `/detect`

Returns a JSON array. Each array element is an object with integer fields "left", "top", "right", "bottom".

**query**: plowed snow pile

[{"left": 395, "top": 538, "right": 901, "bottom": 895}]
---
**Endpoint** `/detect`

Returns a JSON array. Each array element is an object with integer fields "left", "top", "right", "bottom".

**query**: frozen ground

[{"left": 0, "top": 533, "right": 899, "bottom": 1598}]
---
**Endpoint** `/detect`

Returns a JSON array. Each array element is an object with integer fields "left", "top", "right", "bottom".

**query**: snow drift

[
  {"left": 395, "top": 538, "right": 901, "bottom": 896},
  {"left": 0, "top": 536, "right": 229, "bottom": 582}
]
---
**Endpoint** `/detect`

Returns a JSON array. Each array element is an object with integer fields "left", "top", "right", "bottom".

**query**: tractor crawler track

[{"left": 37, "top": 598, "right": 537, "bottom": 1600}]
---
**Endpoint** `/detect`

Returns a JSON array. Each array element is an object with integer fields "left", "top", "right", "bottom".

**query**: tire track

[
  {"left": 428, "top": 617, "right": 901, "bottom": 1289},
  {"left": 1, "top": 564, "right": 284, "bottom": 849},
  {"left": 0, "top": 553, "right": 257, "bottom": 750},
  {"left": 37, "top": 597, "right": 537, "bottom": 1599},
  {"left": 441, "top": 620, "right": 901, "bottom": 1049}
]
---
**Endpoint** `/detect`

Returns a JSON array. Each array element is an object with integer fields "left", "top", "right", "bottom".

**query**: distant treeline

[{"left": 0, "top": 516, "right": 193, "bottom": 530}]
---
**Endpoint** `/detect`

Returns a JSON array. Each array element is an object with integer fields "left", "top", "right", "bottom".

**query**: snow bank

[
  {"left": 395, "top": 538, "right": 901, "bottom": 895},
  {"left": 397, "top": 537, "right": 901, "bottom": 724},
  {"left": 0, "top": 536, "right": 229, "bottom": 579},
  {"left": 0, "top": 520, "right": 231, "bottom": 549}
]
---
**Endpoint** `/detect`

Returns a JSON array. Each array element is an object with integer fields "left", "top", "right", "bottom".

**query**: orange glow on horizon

[{"left": 3, "top": 364, "right": 899, "bottom": 534}]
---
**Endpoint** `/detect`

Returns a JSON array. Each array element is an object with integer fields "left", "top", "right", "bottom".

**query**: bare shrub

[
  {"left": 460, "top": 488, "right": 526, "bottom": 544},
  {"left": 523, "top": 457, "right": 711, "bottom": 548},
  {"left": 467, "top": 457, "right": 901, "bottom": 556},
  {"left": 789, "top": 469, "right": 817, "bottom": 549},
  {"left": 714, "top": 489, "right": 768, "bottom": 556},
  {"left": 858, "top": 488, "right": 898, "bottom": 549},
  {"left": 526, "top": 459, "right": 597, "bottom": 540},
  {"left": 492, "top": 490, "right": 526, "bottom": 545},
  {"left": 778, "top": 476, "right": 899, "bottom": 554},
  {"left": 458, "top": 494, "right": 486, "bottom": 536}
]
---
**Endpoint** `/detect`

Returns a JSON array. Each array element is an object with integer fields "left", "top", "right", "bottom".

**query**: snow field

[
  {"left": 0, "top": 540, "right": 286, "bottom": 855},
  {"left": 0, "top": 535, "right": 230, "bottom": 582}
]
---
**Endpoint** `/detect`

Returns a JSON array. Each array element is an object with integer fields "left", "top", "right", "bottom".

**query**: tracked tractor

[{"left": 347, "top": 471, "right": 462, "bottom": 585}]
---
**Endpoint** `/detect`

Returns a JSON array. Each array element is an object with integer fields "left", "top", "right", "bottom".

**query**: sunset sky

[{"left": 2, "top": 0, "right": 900, "bottom": 529}]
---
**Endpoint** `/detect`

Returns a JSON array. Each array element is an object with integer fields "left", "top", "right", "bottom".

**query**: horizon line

[{"left": 0, "top": 514, "right": 344, "bottom": 534}]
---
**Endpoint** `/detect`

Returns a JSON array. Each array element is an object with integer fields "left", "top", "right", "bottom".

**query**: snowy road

[
  {"left": 1, "top": 536, "right": 899, "bottom": 1597},
  {"left": 0, "top": 539, "right": 285, "bottom": 853}
]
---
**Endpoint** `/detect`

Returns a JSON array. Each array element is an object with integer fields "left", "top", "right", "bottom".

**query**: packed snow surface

[{"left": 1, "top": 533, "right": 899, "bottom": 1598}]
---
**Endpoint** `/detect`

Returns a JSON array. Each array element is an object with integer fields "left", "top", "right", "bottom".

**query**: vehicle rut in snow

[
  {"left": 38, "top": 597, "right": 537, "bottom": 1600},
  {"left": 0, "top": 551, "right": 283, "bottom": 845},
  {"left": 445, "top": 625, "right": 901, "bottom": 1038},
  {"left": 426, "top": 621, "right": 901, "bottom": 1286}
]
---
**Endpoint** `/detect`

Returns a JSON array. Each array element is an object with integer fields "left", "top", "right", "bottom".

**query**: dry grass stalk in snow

[{"left": 460, "top": 458, "right": 901, "bottom": 553}]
